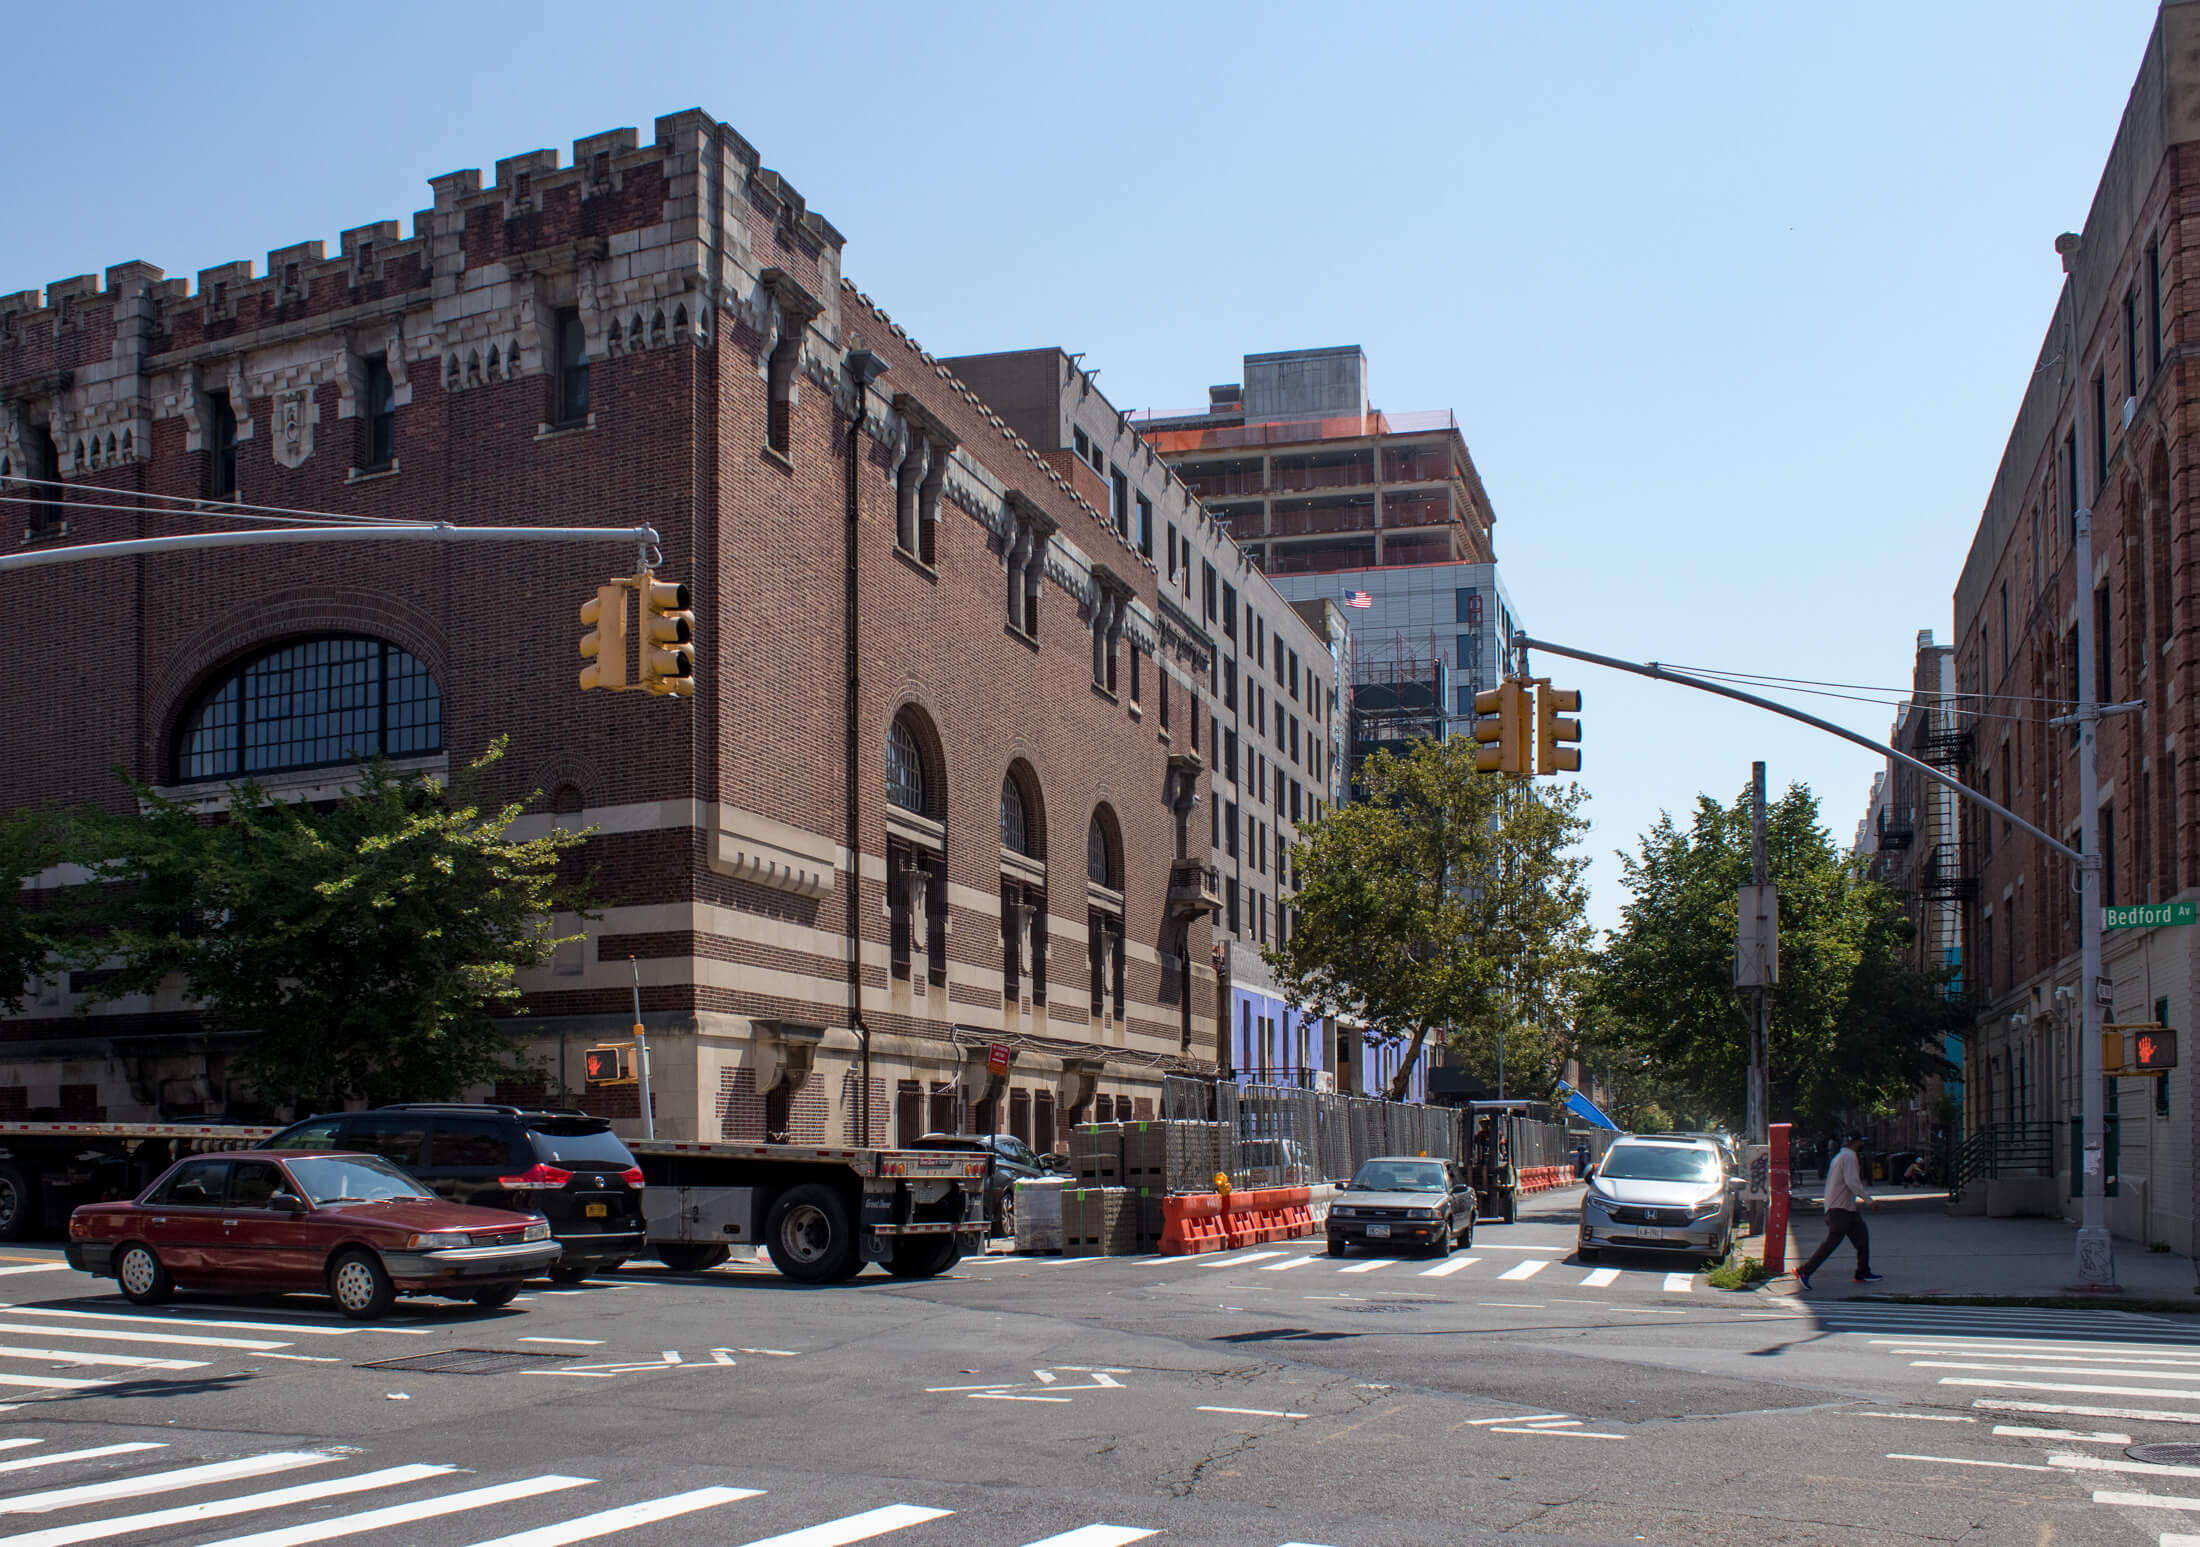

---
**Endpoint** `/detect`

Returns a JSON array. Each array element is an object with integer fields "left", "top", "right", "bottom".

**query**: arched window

[
  {"left": 176, "top": 636, "right": 441, "bottom": 783},
  {"left": 1087, "top": 808, "right": 1121, "bottom": 889},
  {"left": 1000, "top": 776, "right": 1030, "bottom": 856},
  {"left": 886, "top": 718, "right": 926, "bottom": 813}
]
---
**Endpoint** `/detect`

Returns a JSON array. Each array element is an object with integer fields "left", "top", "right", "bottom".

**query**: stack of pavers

[
  {"left": 1119, "top": 1121, "right": 1169, "bottom": 1250},
  {"left": 1064, "top": 1124, "right": 1137, "bottom": 1255}
]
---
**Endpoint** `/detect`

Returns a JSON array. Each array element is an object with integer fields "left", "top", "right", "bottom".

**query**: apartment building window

[
  {"left": 1276, "top": 834, "right": 1289, "bottom": 891},
  {"left": 1136, "top": 493, "right": 1153, "bottom": 557},
  {"left": 1129, "top": 645, "right": 1141, "bottom": 705},
  {"left": 1210, "top": 796, "right": 1220, "bottom": 849},
  {"left": 1254, "top": 752, "right": 1266, "bottom": 803},
  {"left": 1225, "top": 801, "right": 1240, "bottom": 859},
  {"left": 1210, "top": 712, "right": 1220, "bottom": 762},
  {"left": 207, "top": 391, "right": 238, "bottom": 498},
  {"left": 1272, "top": 641, "right": 1285, "bottom": 687},
  {"left": 1223, "top": 661, "right": 1237, "bottom": 711},
  {"left": 1289, "top": 717, "right": 1300, "bottom": 764},
  {"left": 1222, "top": 583, "right": 1237, "bottom": 639},
  {"left": 552, "top": 308, "right": 589, "bottom": 426},
  {"left": 1191, "top": 694, "right": 1201, "bottom": 750},
  {"left": 2125, "top": 289, "right": 2141, "bottom": 396},
  {"left": 363, "top": 355, "right": 396, "bottom": 470},
  {"left": 1256, "top": 821, "right": 1267, "bottom": 875},
  {"left": 1290, "top": 780, "right": 1303, "bottom": 823},
  {"left": 2150, "top": 238, "right": 2165, "bottom": 371},
  {"left": 2092, "top": 372, "right": 2107, "bottom": 487},
  {"left": 1159, "top": 668, "right": 1170, "bottom": 731},
  {"left": 1224, "top": 729, "right": 1239, "bottom": 785},
  {"left": 1253, "top": 611, "right": 1265, "bottom": 666},
  {"left": 1258, "top": 893, "right": 1269, "bottom": 945},
  {"left": 2065, "top": 429, "right": 2078, "bottom": 541},
  {"left": 22, "top": 421, "right": 62, "bottom": 531},
  {"left": 1287, "top": 650, "right": 1299, "bottom": 699},
  {"left": 1110, "top": 467, "right": 1130, "bottom": 538},
  {"left": 1203, "top": 560, "right": 1218, "bottom": 621},
  {"left": 1166, "top": 522, "right": 1179, "bottom": 582}
]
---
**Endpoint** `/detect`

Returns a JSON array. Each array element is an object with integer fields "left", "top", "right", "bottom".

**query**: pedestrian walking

[{"left": 1796, "top": 1134, "right": 1881, "bottom": 1290}]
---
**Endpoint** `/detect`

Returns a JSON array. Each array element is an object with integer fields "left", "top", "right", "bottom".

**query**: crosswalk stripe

[
  {"left": 2087, "top": 1488, "right": 2200, "bottom": 1511},
  {"left": 1663, "top": 1274, "right": 1693, "bottom": 1293},
  {"left": 0, "top": 1323, "right": 287, "bottom": 1352},
  {"left": 1419, "top": 1257, "right": 1477, "bottom": 1278},
  {"left": 1338, "top": 1259, "right": 1394, "bottom": 1275},
  {"left": 1497, "top": 1261, "right": 1546, "bottom": 1282},
  {"left": 193, "top": 1475, "right": 596, "bottom": 1547},
  {"left": 460, "top": 1486, "right": 763, "bottom": 1547},
  {"left": 1975, "top": 1399, "right": 2200, "bottom": 1426},
  {"left": 1580, "top": 1268, "right": 1620, "bottom": 1288},
  {"left": 1889, "top": 1347, "right": 2200, "bottom": 1365},
  {"left": 0, "top": 1374, "right": 107, "bottom": 1393},
  {"left": 1258, "top": 1256, "right": 1323, "bottom": 1272},
  {"left": 1920, "top": 1361, "right": 2200, "bottom": 1383},
  {"left": 0, "top": 1447, "right": 164, "bottom": 1477},
  {"left": 1, "top": 1309, "right": 420, "bottom": 1338},
  {"left": 1198, "top": 1252, "right": 1287, "bottom": 1269},
  {"left": 0, "top": 1345, "right": 204, "bottom": 1372},
  {"left": 1018, "top": 1528, "right": 1158, "bottom": 1546},
  {"left": 1943, "top": 1377, "right": 2200, "bottom": 1401},
  {"left": 0, "top": 1452, "right": 342, "bottom": 1516},
  {"left": 729, "top": 1504, "right": 955, "bottom": 1546},
  {"left": 2051, "top": 1452, "right": 2200, "bottom": 1479},
  {"left": 0, "top": 1465, "right": 450, "bottom": 1547}
]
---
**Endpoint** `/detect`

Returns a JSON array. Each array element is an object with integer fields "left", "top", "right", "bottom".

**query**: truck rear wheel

[
  {"left": 765, "top": 1183, "right": 861, "bottom": 1284},
  {"left": 0, "top": 1164, "right": 33, "bottom": 1241},
  {"left": 883, "top": 1235, "right": 960, "bottom": 1279},
  {"left": 655, "top": 1244, "right": 732, "bottom": 1273}
]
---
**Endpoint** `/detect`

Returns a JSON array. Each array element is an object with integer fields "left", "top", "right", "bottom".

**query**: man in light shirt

[{"left": 1796, "top": 1134, "right": 1882, "bottom": 1290}]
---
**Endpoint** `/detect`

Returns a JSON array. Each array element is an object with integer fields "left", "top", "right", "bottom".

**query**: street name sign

[{"left": 2104, "top": 902, "right": 2197, "bottom": 930}]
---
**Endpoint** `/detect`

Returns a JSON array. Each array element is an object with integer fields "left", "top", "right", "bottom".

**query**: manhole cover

[
  {"left": 358, "top": 1348, "right": 578, "bottom": 1376},
  {"left": 2128, "top": 1443, "right": 2200, "bottom": 1467}
]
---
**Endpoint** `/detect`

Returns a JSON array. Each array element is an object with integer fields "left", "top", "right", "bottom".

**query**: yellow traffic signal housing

[
  {"left": 578, "top": 583, "right": 629, "bottom": 692},
  {"left": 1472, "top": 680, "right": 1529, "bottom": 775},
  {"left": 585, "top": 1043, "right": 636, "bottom": 1086},
  {"left": 640, "top": 578, "right": 695, "bottom": 697},
  {"left": 1537, "top": 683, "right": 1583, "bottom": 775}
]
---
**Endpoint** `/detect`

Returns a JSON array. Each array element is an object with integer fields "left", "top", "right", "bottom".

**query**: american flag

[{"left": 1344, "top": 590, "right": 1373, "bottom": 609}]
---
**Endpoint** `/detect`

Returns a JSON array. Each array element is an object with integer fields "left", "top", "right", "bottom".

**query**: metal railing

[
  {"left": 1951, "top": 1122, "right": 2056, "bottom": 1189},
  {"left": 1161, "top": 1074, "right": 1465, "bottom": 1190}
]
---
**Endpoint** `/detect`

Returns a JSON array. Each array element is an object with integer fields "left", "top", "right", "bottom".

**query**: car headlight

[
  {"left": 406, "top": 1231, "right": 471, "bottom": 1251},
  {"left": 1407, "top": 1207, "right": 1438, "bottom": 1220},
  {"left": 1586, "top": 1192, "right": 1621, "bottom": 1214},
  {"left": 521, "top": 1221, "right": 552, "bottom": 1243},
  {"left": 1331, "top": 1207, "right": 1355, "bottom": 1219},
  {"left": 1691, "top": 1196, "right": 1728, "bottom": 1218}
]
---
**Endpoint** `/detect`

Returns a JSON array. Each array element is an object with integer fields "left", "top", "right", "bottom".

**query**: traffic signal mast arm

[
  {"left": 0, "top": 522, "right": 663, "bottom": 573},
  {"left": 1512, "top": 632, "right": 2079, "bottom": 861}
]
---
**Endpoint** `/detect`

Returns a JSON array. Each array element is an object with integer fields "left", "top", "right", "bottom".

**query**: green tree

[
  {"left": 1593, "top": 783, "right": 1960, "bottom": 1130},
  {"left": 0, "top": 810, "right": 67, "bottom": 1015},
  {"left": 1263, "top": 737, "right": 1592, "bottom": 1100},
  {"left": 56, "top": 740, "right": 591, "bottom": 1113}
]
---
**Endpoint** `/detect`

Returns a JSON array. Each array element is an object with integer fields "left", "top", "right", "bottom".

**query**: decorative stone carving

[{"left": 271, "top": 388, "right": 314, "bottom": 468}]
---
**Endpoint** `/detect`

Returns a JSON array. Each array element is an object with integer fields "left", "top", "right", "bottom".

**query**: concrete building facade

[{"left": 0, "top": 110, "right": 1219, "bottom": 1145}]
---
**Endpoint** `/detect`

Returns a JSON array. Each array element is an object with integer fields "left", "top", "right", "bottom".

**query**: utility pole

[
  {"left": 1747, "top": 761, "right": 1770, "bottom": 1150},
  {"left": 630, "top": 956, "right": 656, "bottom": 1143},
  {"left": 2059, "top": 231, "right": 2118, "bottom": 1289}
]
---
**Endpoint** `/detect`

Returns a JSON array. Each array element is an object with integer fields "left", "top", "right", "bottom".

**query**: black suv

[{"left": 264, "top": 1104, "right": 645, "bottom": 1283}]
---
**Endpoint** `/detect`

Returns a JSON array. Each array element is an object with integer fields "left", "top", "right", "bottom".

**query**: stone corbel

[
  {"left": 1057, "top": 1056, "right": 1104, "bottom": 1122},
  {"left": 752, "top": 1020, "right": 827, "bottom": 1098}
]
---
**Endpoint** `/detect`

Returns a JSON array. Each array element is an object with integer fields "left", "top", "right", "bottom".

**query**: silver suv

[{"left": 1577, "top": 1136, "right": 1734, "bottom": 1266}]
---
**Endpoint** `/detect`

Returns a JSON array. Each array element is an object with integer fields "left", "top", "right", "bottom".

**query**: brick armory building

[{"left": 0, "top": 109, "right": 1221, "bottom": 1144}]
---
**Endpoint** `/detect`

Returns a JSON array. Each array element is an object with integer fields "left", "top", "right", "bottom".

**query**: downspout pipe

[{"left": 844, "top": 348, "right": 888, "bottom": 1144}]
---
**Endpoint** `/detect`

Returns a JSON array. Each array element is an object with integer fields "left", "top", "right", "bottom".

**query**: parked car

[
  {"left": 1325, "top": 1156, "right": 1476, "bottom": 1258},
  {"left": 1577, "top": 1135, "right": 1735, "bottom": 1266},
  {"left": 66, "top": 1150, "right": 560, "bottom": 1319},
  {"left": 264, "top": 1104, "right": 644, "bottom": 1283},
  {"left": 909, "top": 1133, "right": 1059, "bottom": 1232}
]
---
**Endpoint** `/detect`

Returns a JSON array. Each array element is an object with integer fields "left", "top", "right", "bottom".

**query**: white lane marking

[
  {"left": 0, "top": 1269, "right": 67, "bottom": 1279},
  {"left": 734, "top": 1349, "right": 802, "bottom": 1357},
  {"left": 1258, "top": 1256, "right": 1324, "bottom": 1272},
  {"left": 1018, "top": 1529, "right": 1158, "bottom": 1547},
  {"left": 1196, "top": 1406, "right": 1308, "bottom": 1419},
  {"left": 459, "top": 1487, "right": 764, "bottom": 1547},
  {"left": 518, "top": 1338, "right": 603, "bottom": 1347},
  {"left": 1486, "top": 1427, "right": 1626, "bottom": 1440},
  {"left": 1856, "top": 1413, "right": 1975, "bottom": 1423},
  {"left": 1663, "top": 1273, "right": 1694, "bottom": 1293},
  {"left": 1197, "top": 1252, "right": 1287, "bottom": 1269},
  {"left": 1497, "top": 1260, "right": 1547, "bottom": 1282},
  {"left": 2050, "top": 1452, "right": 2200, "bottom": 1478},
  {"left": 190, "top": 1477, "right": 596, "bottom": 1547},
  {"left": 1942, "top": 1377, "right": 2200, "bottom": 1401},
  {"left": 1992, "top": 1426, "right": 2131, "bottom": 1443},
  {"left": 1873, "top": 1336, "right": 2199, "bottom": 1352},
  {"left": 1521, "top": 1420, "right": 1582, "bottom": 1428},
  {"left": 1473, "top": 1244, "right": 1565, "bottom": 1252},
  {"left": 4, "top": 1308, "right": 414, "bottom": 1337},
  {"left": 1579, "top": 1269, "right": 1620, "bottom": 1288},
  {"left": 969, "top": 1394, "right": 1071, "bottom": 1403},
  {"left": 2088, "top": 1488, "right": 2200, "bottom": 1511},
  {"left": 0, "top": 1323, "right": 286, "bottom": 1352},
  {"left": 1478, "top": 1302, "right": 1544, "bottom": 1309},
  {"left": 1974, "top": 1399, "right": 2200, "bottom": 1426},
  {"left": 0, "top": 1346, "right": 203, "bottom": 1372},
  {"left": 0, "top": 1465, "right": 449, "bottom": 1547},
  {"left": 1419, "top": 1257, "right": 1477, "bottom": 1278},
  {"left": 1466, "top": 1413, "right": 1569, "bottom": 1426},
  {"left": 720, "top": 1504, "right": 955, "bottom": 1547},
  {"left": 1919, "top": 1361, "right": 2200, "bottom": 1383},
  {"left": 0, "top": 1448, "right": 164, "bottom": 1476},
  {"left": 1885, "top": 1452, "right": 2054, "bottom": 1472},
  {"left": 0, "top": 1374, "right": 106, "bottom": 1393},
  {"left": 0, "top": 1452, "right": 346, "bottom": 1516},
  {"left": 1339, "top": 1259, "right": 1394, "bottom": 1276},
  {"left": 1898, "top": 1348, "right": 2200, "bottom": 1367}
]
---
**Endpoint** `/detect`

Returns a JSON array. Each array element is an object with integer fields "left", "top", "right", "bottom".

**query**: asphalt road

[{"left": 0, "top": 1188, "right": 2195, "bottom": 1546}]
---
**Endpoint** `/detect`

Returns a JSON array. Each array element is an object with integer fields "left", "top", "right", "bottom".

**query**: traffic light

[
  {"left": 1537, "top": 683, "right": 1583, "bottom": 775},
  {"left": 584, "top": 1043, "right": 636, "bottom": 1086},
  {"left": 578, "top": 583, "right": 629, "bottom": 693},
  {"left": 1472, "top": 679, "right": 1529, "bottom": 776},
  {"left": 639, "top": 577, "right": 695, "bottom": 697}
]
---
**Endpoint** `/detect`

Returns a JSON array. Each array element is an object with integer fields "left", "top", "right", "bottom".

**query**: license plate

[
  {"left": 1365, "top": 1224, "right": 1390, "bottom": 1238},
  {"left": 1640, "top": 1226, "right": 1667, "bottom": 1240},
  {"left": 585, "top": 1203, "right": 608, "bottom": 1218}
]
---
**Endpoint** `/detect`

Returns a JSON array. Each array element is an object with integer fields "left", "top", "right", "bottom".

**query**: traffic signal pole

[{"left": 0, "top": 521, "right": 661, "bottom": 573}]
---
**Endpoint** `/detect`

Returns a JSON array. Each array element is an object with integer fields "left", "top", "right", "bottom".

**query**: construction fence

[{"left": 1159, "top": 1075, "right": 1468, "bottom": 1191}]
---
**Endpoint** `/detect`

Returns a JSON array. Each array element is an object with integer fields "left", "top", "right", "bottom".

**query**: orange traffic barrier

[{"left": 1160, "top": 1192, "right": 1227, "bottom": 1255}]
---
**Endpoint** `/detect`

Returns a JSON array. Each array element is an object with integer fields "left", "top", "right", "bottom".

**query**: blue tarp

[{"left": 1563, "top": 1089, "right": 1620, "bottom": 1131}]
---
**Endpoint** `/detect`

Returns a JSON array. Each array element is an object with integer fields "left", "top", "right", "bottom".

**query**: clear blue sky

[{"left": 4, "top": 2, "right": 2163, "bottom": 932}]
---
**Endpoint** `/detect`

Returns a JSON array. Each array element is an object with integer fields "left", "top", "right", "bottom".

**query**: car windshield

[
  {"left": 526, "top": 1122, "right": 635, "bottom": 1167},
  {"left": 1598, "top": 1145, "right": 1720, "bottom": 1183},
  {"left": 1350, "top": 1161, "right": 1447, "bottom": 1193},
  {"left": 284, "top": 1155, "right": 432, "bottom": 1205}
]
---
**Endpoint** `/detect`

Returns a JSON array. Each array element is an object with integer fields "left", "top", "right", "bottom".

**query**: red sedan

[{"left": 66, "top": 1150, "right": 562, "bottom": 1320}]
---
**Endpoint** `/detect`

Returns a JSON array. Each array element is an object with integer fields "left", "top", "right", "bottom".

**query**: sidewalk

[{"left": 1762, "top": 1187, "right": 2199, "bottom": 1301}]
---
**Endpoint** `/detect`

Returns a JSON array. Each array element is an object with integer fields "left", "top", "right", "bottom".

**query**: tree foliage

[
  {"left": 1263, "top": 737, "right": 1592, "bottom": 1099},
  {"left": 0, "top": 811, "right": 67, "bottom": 1017},
  {"left": 1593, "top": 783, "right": 1960, "bottom": 1130},
  {"left": 51, "top": 740, "right": 591, "bottom": 1113}
]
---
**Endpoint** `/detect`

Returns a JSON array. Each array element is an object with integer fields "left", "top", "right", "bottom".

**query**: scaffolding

[{"left": 1349, "top": 653, "right": 1448, "bottom": 787}]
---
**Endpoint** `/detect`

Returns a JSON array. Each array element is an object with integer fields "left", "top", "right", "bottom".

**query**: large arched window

[
  {"left": 999, "top": 762, "right": 1047, "bottom": 1008},
  {"left": 1000, "top": 776, "right": 1031, "bottom": 856},
  {"left": 1086, "top": 807, "right": 1122, "bottom": 889},
  {"left": 177, "top": 636, "right": 441, "bottom": 782},
  {"left": 1086, "top": 805, "right": 1124, "bottom": 1022},
  {"left": 885, "top": 707, "right": 946, "bottom": 990},
  {"left": 886, "top": 718, "right": 926, "bottom": 813}
]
